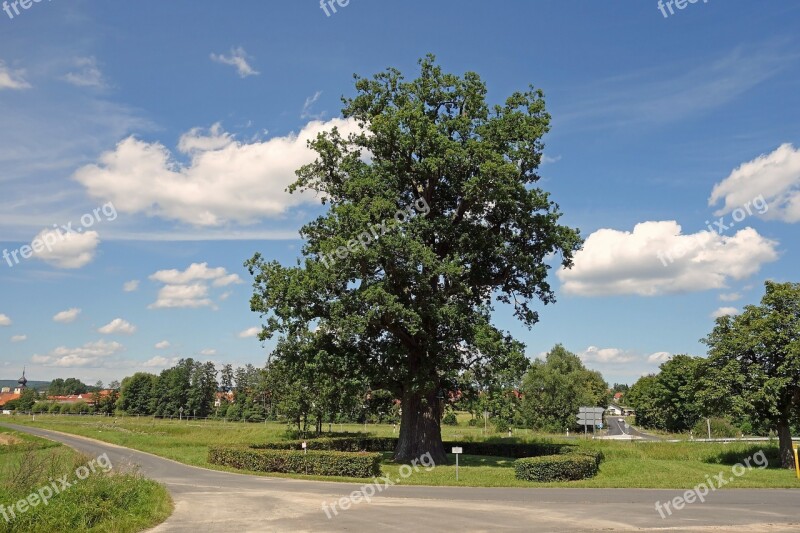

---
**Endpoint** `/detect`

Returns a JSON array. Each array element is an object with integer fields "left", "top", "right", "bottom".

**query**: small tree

[{"left": 701, "top": 281, "right": 800, "bottom": 468}]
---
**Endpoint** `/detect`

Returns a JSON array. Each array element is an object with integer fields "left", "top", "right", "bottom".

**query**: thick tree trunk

[
  {"left": 777, "top": 417, "right": 795, "bottom": 469},
  {"left": 394, "top": 389, "right": 448, "bottom": 465}
]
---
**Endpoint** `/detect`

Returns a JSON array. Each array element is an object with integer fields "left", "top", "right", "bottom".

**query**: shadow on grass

[
  {"left": 703, "top": 445, "right": 782, "bottom": 468},
  {"left": 379, "top": 451, "right": 515, "bottom": 468}
]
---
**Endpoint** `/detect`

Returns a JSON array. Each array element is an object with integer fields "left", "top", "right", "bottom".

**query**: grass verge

[{"left": 0, "top": 426, "right": 172, "bottom": 533}]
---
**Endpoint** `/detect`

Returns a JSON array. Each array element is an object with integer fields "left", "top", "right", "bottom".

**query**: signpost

[
  {"left": 452, "top": 447, "right": 463, "bottom": 481},
  {"left": 576, "top": 407, "right": 604, "bottom": 437},
  {"left": 794, "top": 444, "right": 799, "bottom": 480}
]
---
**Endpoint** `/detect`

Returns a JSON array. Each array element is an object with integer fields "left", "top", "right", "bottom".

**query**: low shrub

[
  {"left": 514, "top": 454, "right": 599, "bottom": 482},
  {"left": 692, "top": 417, "right": 739, "bottom": 439},
  {"left": 467, "top": 418, "right": 478, "bottom": 426},
  {"left": 208, "top": 446, "right": 382, "bottom": 478},
  {"left": 442, "top": 412, "right": 458, "bottom": 426}
]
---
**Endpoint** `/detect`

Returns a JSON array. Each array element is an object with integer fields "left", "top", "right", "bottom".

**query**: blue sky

[{"left": 1, "top": 1, "right": 799, "bottom": 386}]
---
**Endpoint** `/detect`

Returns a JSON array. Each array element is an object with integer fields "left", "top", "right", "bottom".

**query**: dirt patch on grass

[{"left": 0, "top": 433, "right": 21, "bottom": 445}]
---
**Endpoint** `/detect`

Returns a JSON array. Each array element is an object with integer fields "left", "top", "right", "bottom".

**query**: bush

[
  {"left": 467, "top": 418, "right": 478, "bottom": 427},
  {"left": 692, "top": 418, "right": 739, "bottom": 439},
  {"left": 442, "top": 412, "right": 458, "bottom": 426},
  {"left": 493, "top": 419, "right": 510, "bottom": 433},
  {"left": 255, "top": 437, "right": 569, "bottom": 459},
  {"left": 208, "top": 446, "right": 381, "bottom": 478},
  {"left": 514, "top": 454, "right": 599, "bottom": 482}
]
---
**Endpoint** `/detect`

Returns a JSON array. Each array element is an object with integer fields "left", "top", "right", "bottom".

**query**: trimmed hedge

[
  {"left": 254, "top": 436, "right": 569, "bottom": 459},
  {"left": 208, "top": 446, "right": 382, "bottom": 478},
  {"left": 514, "top": 454, "right": 599, "bottom": 482}
]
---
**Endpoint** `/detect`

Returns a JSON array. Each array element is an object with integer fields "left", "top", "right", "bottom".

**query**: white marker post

[
  {"left": 452, "top": 447, "right": 463, "bottom": 481},
  {"left": 302, "top": 441, "right": 307, "bottom": 454}
]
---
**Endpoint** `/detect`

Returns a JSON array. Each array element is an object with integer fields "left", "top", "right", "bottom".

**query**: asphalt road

[
  {"left": 605, "top": 416, "right": 661, "bottom": 440},
  {"left": 3, "top": 423, "right": 799, "bottom": 532}
]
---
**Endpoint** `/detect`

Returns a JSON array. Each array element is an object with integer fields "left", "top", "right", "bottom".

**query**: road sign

[
  {"left": 452, "top": 447, "right": 463, "bottom": 480},
  {"left": 579, "top": 407, "right": 605, "bottom": 415}
]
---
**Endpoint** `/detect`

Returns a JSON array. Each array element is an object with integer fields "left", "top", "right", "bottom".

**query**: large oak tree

[{"left": 246, "top": 56, "right": 581, "bottom": 463}]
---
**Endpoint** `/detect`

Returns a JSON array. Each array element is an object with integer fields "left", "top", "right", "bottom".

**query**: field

[
  {"left": 0, "top": 426, "right": 172, "bottom": 533},
  {"left": 5, "top": 415, "right": 799, "bottom": 489}
]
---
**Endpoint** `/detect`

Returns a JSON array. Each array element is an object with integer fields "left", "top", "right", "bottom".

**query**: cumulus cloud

[
  {"left": 149, "top": 283, "right": 212, "bottom": 309},
  {"left": 30, "top": 229, "right": 100, "bottom": 269},
  {"left": 72, "top": 118, "right": 361, "bottom": 226},
  {"left": 143, "top": 356, "right": 178, "bottom": 368},
  {"left": 709, "top": 143, "right": 800, "bottom": 223},
  {"left": 53, "top": 308, "right": 81, "bottom": 323},
  {"left": 154, "top": 340, "right": 171, "bottom": 349},
  {"left": 578, "top": 346, "right": 636, "bottom": 364},
  {"left": 123, "top": 280, "right": 140, "bottom": 292},
  {"left": 210, "top": 46, "right": 259, "bottom": 78},
  {"left": 63, "top": 57, "right": 107, "bottom": 89},
  {"left": 32, "top": 340, "right": 123, "bottom": 367},
  {"left": 647, "top": 351, "right": 672, "bottom": 364},
  {"left": 0, "top": 60, "right": 31, "bottom": 90},
  {"left": 11, "top": 335, "right": 27, "bottom": 342},
  {"left": 199, "top": 348, "right": 216, "bottom": 356},
  {"left": 557, "top": 221, "right": 779, "bottom": 296},
  {"left": 148, "top": 263, "right": 242, "bottom": 309},
  {"left": 98, "top": 318, "right": 137, "bottom": 335},
  {"left": 711, "top": 306, "right": 740, "bottom": 319},
  {"left": 0, "top": 314, "right": 11, "bottom": 326},
  {"left": 238, "top": 326, "right": 260, "bottom": 339}
]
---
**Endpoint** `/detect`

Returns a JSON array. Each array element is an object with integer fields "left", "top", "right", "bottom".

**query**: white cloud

[
  {"left": 558, "top": 222, "right": 779, "bottom": 296},
  {"left": 219, "top": 291, "right": 232, "bottom": 301},
  {"left": 98, "top": 318, "right": 137, "bottom": 335},
  {"left": 32, "top": 340, "right": 123, "bottom": 367},
  {"left": 0, "top": 60, "right": 31, "bottom": 90},
  {"left": 710, "top": 144, "right": 800, "bottom": 223},
  {"left": 53, "top": 308, "right": 81, "bottom": 323},
  {"left": 30, "top": 229, "right": 100, "bottom": 269},
  {"left": 62, "top": 57, "right": 106, "bottom": 89},
  {"left": 301, "top": 91, "right": 324, "bottom": 119},
  {"left": 148, "top": 263, "right": 241, "bottom": 309},
  {"left": 210, "top": 46, "right": 259, "bottom": 78},
  {"left": 142, "top": 356, "right": 178, "bottom": 368},
  {"left": 154, "top": 340, "right": 171, "bottom": 349},
  {"left": 72, "top": 118, "right": 361, "bottom": 226},
  {"left": 719, "top": 292, "right": 741, "bottom": 302},
  {"left": 0, "top": 314, "right": 11, "bottom": 326},
  {"left": 11, "top": 335, "right": 27, "bottom": 342},
  {"left": 238, "top": 326, "right": 260, "bottom": 339},
  {"left": 123, "top": 280, "right": 140, "bottom": 292},
  {"left": 150, "top": 263, "right": 240, "bottom": 285},
  {"left": 647, "top": 351, "right": 672, "bottom": 364},
  {"left": 711, "top": 306, "right": 740, "bottom": 319},
  {"left": 578, "top": 346, "right": 636, "bottom": 364},
  {"left": 199, "top": 348, "right": 217, "bottom": 356},
  {"left": 149, "top": 283, "right": 212, "bottom": 309}
]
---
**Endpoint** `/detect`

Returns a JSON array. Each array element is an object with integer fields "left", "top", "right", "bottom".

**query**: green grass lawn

[
  {"left": 4, "top": 414, "right": 799, "bottom": 489},
  {"left": 0, "top": 426, "right": 172, "bottom": 533}
]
